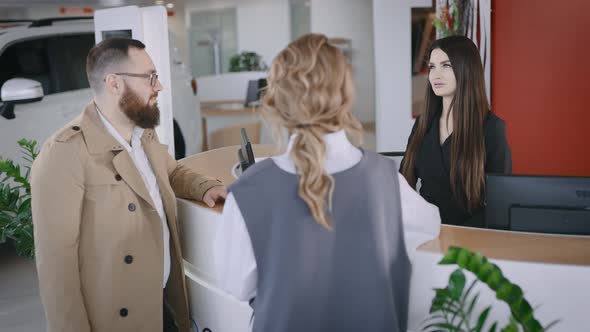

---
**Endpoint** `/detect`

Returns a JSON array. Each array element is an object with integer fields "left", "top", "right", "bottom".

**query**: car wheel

[{"left": 173, "top": 119, "right": 186, "bottom": 160}]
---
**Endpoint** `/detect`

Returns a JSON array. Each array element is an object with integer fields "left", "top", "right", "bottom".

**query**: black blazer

[{"left": 401, "top": 111, "right": 512, "bottom": 227}]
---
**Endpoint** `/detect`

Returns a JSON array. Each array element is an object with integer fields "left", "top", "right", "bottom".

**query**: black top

[{"left": 401, "top": 111, "right": 512, "bottom": 227}]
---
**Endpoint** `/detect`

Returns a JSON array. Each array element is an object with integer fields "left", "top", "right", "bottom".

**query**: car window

[
  {"left": 46, "top": 34, "right": 95, "bottom": 93},
  {"left": 0, "top": 38, "right": 52, "bottom": 95},
  {"left": 0, "top": 33, "right": 94, "bottom": 96}
]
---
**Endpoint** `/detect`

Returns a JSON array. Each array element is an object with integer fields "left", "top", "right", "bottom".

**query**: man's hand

[{"left": 202, "top": 186, "right": 227, "bottom": 207}]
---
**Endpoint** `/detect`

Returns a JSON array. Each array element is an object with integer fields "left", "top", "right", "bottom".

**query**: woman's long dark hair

[{"left": 401, "top": 35, "right": 489, "bottom": 212}]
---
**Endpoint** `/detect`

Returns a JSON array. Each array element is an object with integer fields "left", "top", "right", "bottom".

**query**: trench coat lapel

[{"left": 81, "top": 102, "right": 156, "bottom": 210}]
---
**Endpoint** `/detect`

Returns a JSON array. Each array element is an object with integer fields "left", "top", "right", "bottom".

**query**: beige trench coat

[{"left": 31, "top": 103, "right": 221, "bottom": 332}]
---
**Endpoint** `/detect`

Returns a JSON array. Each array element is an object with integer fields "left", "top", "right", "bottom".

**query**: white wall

[
  {"left": 197, "top": 71, "right": 266, "bottom": 101},
  {"left": 167, "top": 1, "right": 189, "bottom": 65},
  {"left": 311, "top": 0, "right": 375, "bottom": 124},
  {"left": 185, "top": 0, "right": 290, "bottom": 68},
  {"left": 373, "top": 0, "right": 431, "bottom": 152},
  {"left": 236, "top": 0, "right": 290, "bottom": 67},
  {"left": 185, "top": 0, "right": 380, "bottom": 126}
]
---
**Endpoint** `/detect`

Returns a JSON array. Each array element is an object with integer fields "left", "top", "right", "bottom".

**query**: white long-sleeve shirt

[
  {"left": 214, "top": 130, "right": 441, "bottom": 302},
  {"left": 97, "top": 109, "right": 171, "bottom": 288}
]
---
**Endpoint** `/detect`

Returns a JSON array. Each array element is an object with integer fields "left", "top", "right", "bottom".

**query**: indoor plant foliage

[
  {"left": 0, "top": 139, "right": 38, "bottom": 259},
  {"left": 229, "top": 51, "right": 268, "bottom": 72},
  {"left": 434, "top": 0, "right": 473, "bottom": 38},
  {"left": 422, "top": 246, "right": 558, "bottom": 332}
]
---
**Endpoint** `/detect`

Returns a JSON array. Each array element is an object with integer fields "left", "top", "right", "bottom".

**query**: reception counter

[{"left": 177, "top": 145, "right": 590, "bottom": 332}]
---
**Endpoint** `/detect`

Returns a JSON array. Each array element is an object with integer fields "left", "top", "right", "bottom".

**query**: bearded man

[{"left": 31, "top": 38, "right": 226, "bottom": 332}]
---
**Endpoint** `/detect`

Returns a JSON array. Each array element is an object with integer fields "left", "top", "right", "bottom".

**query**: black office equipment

[
  {"left": 486, "top": 174, "right": 590, "bottom": 235},
  {"left": 237, "top": 128, "right": 255, "bottom": 173},
  {"left": 237, "top": 149, "right": 248, "bottom": 173},
  {"left": 244, "top": 78, "right": 267, "bottom": 107}
]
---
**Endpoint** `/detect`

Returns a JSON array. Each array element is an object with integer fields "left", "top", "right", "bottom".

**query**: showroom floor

[{"left": 0, "top": 244, "right": 45, "bottom": 332}]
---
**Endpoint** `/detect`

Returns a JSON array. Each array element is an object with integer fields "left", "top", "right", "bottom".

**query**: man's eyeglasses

[{"left": 111, "top": 72, "right": 159, "bottom": 87}]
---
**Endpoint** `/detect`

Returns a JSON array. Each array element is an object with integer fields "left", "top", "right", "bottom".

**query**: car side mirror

[{"left": 1, "top": 78, "right": 44, "bottom": 119}]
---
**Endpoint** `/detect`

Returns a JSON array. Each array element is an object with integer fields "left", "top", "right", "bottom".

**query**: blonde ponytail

[{"left": 262, "top": 33, "right": 362, "bottom": 230}]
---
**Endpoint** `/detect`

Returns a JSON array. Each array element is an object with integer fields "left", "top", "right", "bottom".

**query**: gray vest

[{"left": 229, "top": 150, "right": 411, "bottom": 332}]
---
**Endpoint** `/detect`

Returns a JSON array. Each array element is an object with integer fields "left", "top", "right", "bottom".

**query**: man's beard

[{"left": 119, "top": 85, "right": 160, "bottom": 129}]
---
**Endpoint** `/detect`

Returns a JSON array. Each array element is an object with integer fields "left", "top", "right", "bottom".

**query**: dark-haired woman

[{"left": 401, "top": 35, "right": 512, "bottom": 227}]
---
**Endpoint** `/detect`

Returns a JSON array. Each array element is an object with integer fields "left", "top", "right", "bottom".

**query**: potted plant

[
  {"left": 229, "top": 51, "right": 267, "bottom": 72},
  {"left": 433, "top": 0, "right": 472, "bottom": 38},
  {"left": 0, "top": 139, "right": 38, "bottom": 259},
  {"left": 422, "top": 246, "right": 559, "bottom": 332}
]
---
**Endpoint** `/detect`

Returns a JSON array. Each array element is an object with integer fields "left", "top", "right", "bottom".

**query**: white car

[{"left": 0, "top": 17, "right": 202, "bottom": 165}]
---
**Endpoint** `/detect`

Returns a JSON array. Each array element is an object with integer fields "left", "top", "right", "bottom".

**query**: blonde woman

[{"left": 215, "top": 34, "right": 440, "bottom": 331}]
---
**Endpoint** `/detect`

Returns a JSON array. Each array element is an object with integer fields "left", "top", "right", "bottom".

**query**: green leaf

[
  {"left": 462, "top": 280, "right": 478, "bottom": 310},
  {"left": 228, "top": 51, "right": 266, "bottom": 72},
  {"left": 466, "top": 253, "right": 485, "bottom": 273},
  {"left": 487, "top": 322, "right": 498, "bottom": 332},
  {"left": 439, "top": 246, "right": 461, "bottom": 264},
  {"left": 421, "top": 315, "right": 450, "bottom": 331},
  {"left": 431, "top": 246, "right": 555, "bottom": 332},
  {"left": 430, "top": 299, "right": 462, "bottom": 317},
  {"left": 431, "top": 295, "right": 458, "bottom": 307},
  {"left": 0, "top": 211, "right": 13, "bottom": 223},
  {"left": 495, "top": 281, "right": 513, "bottom": 301},
  {"left": 466, "top": 293, "right": 480, "bottom": 317},
  {"left": 448, "top": 269, "right": 467, "bottom": 300},
  {"left": 423, "top": 321, "right": 465, "bottom": 332},
  {"left": 521, "top": 318, "right": 543, "bottom": 332},
  {"left": 430, "top": 299, "right": 461, "bottom": 316},
  {"left": 17, "top": 198, "right": 31, "bottom": 214},
  {"left": 0, "top": 189, "right": 19, "bottom": 210},
  {"left": 456, "top": 248, "right": 471, "bottom": 268},
  {"left": 500, "top": 321, "right": 518, "bottom": 332},
  {"left": 473, "top": 306, "right": 491, "bottom": 332},
  {"left": 0, "top": 139, "right": 37, "bottom": 260},
  {"left": 507, "top": 284, "right": 523, "bottom": 304},
  {"left": 421, "top": 314, "right": 447, "bottom": 324},
  {"left": 509, "top": 294, "right": 532, "bottom": 322},
  {"left": 21, "top": 227, "right": 33, "bottom": 238},
  {"left": 433, "top": 288, "right": 452, "bottom": 302},
  {"left": 485, "top": 269, "right": 504, "bottom": 290},
  {"left": 431, "top": 290, "right": 459, "bottom": 309},
  {"left": 476, "top": 261, "right": 494, "bottom": 280}
]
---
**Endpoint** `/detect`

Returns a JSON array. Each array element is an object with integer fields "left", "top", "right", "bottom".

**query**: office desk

[
  {"left": 177, "top": 146, "right": 590, "bottom": 332},
  {"left": 420, "top": 225, "right": 590, "bottom": 266},
  {"left": 199, "top": 100, "right": 259, "bottom": 150}
]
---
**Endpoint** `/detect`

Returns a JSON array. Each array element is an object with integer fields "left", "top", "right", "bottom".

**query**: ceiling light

[{"left": 166, "top": 3, "right": 174, "bottom": 9}]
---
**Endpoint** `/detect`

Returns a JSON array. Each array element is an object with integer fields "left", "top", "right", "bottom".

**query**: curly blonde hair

[{"left": 261, "top": 33, "right": 363, "bottom": 230}]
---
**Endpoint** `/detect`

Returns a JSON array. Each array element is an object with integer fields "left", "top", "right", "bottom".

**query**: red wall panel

[{"left": 491, "top": 0, "right": 590, "bottom": 176}]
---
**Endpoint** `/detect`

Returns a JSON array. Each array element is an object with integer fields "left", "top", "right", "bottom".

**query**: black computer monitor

[
  {"left": 244, "top": 78, "right": 267, "bottom": 107},
  {"left": 486, "top": 174, "right": 590, "bottom": 235},
  {"left": 244, "top": 80, "right": 258, "bottom": 107}
]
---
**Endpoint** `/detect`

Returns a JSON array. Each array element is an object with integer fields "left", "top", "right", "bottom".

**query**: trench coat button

[
  {"left": 124, "top": 255, "right": 133, "bottom": 264},
  {"left": 120, "top": 308, "right": 128, "bottom": 317},
  {"left": 72, "top": 126, "right": 80, "bottom": 131},
  {"left": 115, "top": 174, "right": 122, "bottom": 181},
  {"left": 128, "top": 203, "right": 136, "bottom": 212}
]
